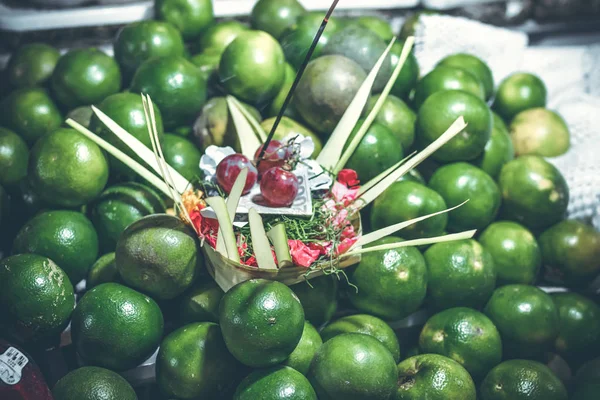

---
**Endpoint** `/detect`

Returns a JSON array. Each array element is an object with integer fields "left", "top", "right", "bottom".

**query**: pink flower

[
  {"left": 332, "top": 208, "right": 349, "bottom": 228},
  {"left": 331, "top": 181, "right": 360, "bottom": 207},
  {"left": 288, "top": 239, "right": 321, "bottom": 268},
  {"left": 341, "top": 224, "right": 355, "bottom": 240},
  {"left": 336, "top": 237, "right": 358, "bottom": 255},
  {"left": 308, "top": 242, "right": 332, "bottom": 256}
]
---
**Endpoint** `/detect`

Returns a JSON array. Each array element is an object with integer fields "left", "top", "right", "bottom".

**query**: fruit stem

[{"left": 257, "top": 0, "right": 340, "bottom": 166}]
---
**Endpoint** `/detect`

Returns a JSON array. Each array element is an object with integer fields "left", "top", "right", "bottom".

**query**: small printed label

[{"left": 0, "top": 347, "right": 28, "bottom": 385}]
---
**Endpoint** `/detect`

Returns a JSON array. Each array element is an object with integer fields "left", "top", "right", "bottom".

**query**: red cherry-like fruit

[
  {"left": 260, "top": 167, "right": 299, "bottom": 207},
  {"left": 216, "top": 154, "right": 258, "bottom": 194},
  {"left": 254, "top": 140, "right": 292, "bottom": 176}
]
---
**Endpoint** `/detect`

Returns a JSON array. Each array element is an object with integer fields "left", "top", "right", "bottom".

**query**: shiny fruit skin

[
  {"left": 52, "top": 366, "right": 137, "bottom": 400},
  {"left": 437, "top": 53, "right": 494, "bottom": 100},
  {"left": 308, "top": 333, "right": 397, "bottom": 400},
  {"left": 116, "top": 214, "right": 201, "bottom": 300},
  {"left": 71, "top": 282, "right": 164, "bottom": 371},
  {"left": 343, "top": 120, "right": 404, "bottom": 183},
  {"left": 6, "top": 43, "right": 60, "bottom": 89},
  {"left": 178, "top": 281, "right": 224, "bottom": 324},
  {"left": 552, "top": 293, "right": 600, "bottom": 363},
  {"left": 479, "top": 221, "right": 541, "bottom": 285},
  {"left": 424, "top": 239, "right": 497, "bottom": 310},
  {"left": 347, "top": 236, "right": 427, "bottom": 321},
  {"left": 283, "top": 321, "right": 323, "bottom": 375},
  {"left": 290, "top": 275, "right": 338, "bottom": 327},
  {"left": 539, "top": 220, "right": 600, "bottom": 287},
  {"left": 156, "top": 322, "right": 241, "bottom": 399},
  {"left": 12, "top": 210, "right": 99, "bottom": 285},
  {"left": 356, "top": 15, "right": 394, "bottom": 41},
  {"left": 254, "top": 140, "right": 291, "bottom": 176},
  {"left": 395, "top": 354, "right": 477, "bottom": 400},
  {"left": 267, "top": 63, "right": 300, "bottom": 119},
  {"left": 413, "top": 65, "right": 486, "bottom": 109},
  {"left": 198, "top": 20, "right": 249, "bottom": 54},
  {"left": 113, "top": 20, "right": 185, "bottom": 80},
  {"left": 416, "top": 89, "right": 492, "bottom": 162},
  {"left": 365, "top": 94, "right": 416, "bottom": 150},
  {"left": 472, "top": 114, "right": 515, "bottom": 179},
  {"left": 161, "top": 134, "right": 203, "bottom": 182},
  {"left": 279, "top": 14, "right": 340, "bottom": 70},
  {"left": 0, "top": 254, "right": 74, "bottom": 343},
  {"left": 219, "top": 279, "right": 305, "bottom": 368},
  {"left": 87, "top": 252, "right": 118, "bottom": 289},
  {"left": 250, "top": 0, "right": 306, "bottom": 39},
  {"left": 51, "top": 48, "right": 121, "bottom": 110},
  {"left": 498, "top": 155, "right": 569, "bottom": 231},
  {"left": 293, "top": 55, "right": 366, "bottom": 137},
  {"left": 493, "top": 72, "right": 547, "bottom": 122},
  {"left": 484, "top": 284, "right": 559, "bottom": 359},
  {"left": 480, "top": 359, "right": 567, "bottom": 400},
  {"left": 234, "top": 366, "right": 317, "bottom": 400},
  {"left": 216, "top": 153, "right": 258, "bottom": 195},
  {"left": 130, "top": 56, "right": 207, "bottom": 130},
  {"left": 419, "top": 307, "right": 502, "bottom": 380},
  {"left": 390, "top": 41, "right": 420, "bottom": 100},
  {"left": 0, "top": 87, "right": 63, "bottom": 145},
  {"left": 218, "top": 30, "right": 286, "bottom": 105},
  {"left": 370, "top": 181, "right": 448, "bottom": 239},
  {"left": 155, "top": 0, "right": 214, "bottom": 40},
  {"left": 428, "top": 162, "right": 501, "bottom": 232},
  {"left": 88, "top": 182, "right": 166, "bottom": 253},
  {"left": 321, "top": 314, "right": 400, "bottom": 362},
  {"left": 0, "top": 127, "right": 29, "bottom": 187},
  {"left": 28, "top": 128, "right": 109, "bottom": 208},
  {"left": 321, "top": 24, "right": 392, "bottom": 93},
  {"left": 260, "top": 167, "right": 299, "bottom": 207}
]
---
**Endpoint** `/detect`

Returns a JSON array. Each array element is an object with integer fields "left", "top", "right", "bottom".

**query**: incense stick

[{"left": 257, "top": 0, "right": 340, "bottom": 165}]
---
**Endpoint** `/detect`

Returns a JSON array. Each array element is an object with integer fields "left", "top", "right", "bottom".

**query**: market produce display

[{"left": 0, "top": 1, "right": 599, "bottom": 400}]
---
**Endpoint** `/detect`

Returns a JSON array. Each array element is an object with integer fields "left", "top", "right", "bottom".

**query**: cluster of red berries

[{"left": 215, "top": 140, "right": 299, "bottom": 207}]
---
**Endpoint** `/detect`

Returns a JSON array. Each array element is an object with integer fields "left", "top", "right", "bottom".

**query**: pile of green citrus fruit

[{"left": 0, "top": 0, "right": 598, "bottom": 399}]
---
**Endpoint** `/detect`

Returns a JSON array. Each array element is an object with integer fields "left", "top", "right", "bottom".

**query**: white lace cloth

[{"left": 415, "top": 15, "right": 600, "bottom": 229}]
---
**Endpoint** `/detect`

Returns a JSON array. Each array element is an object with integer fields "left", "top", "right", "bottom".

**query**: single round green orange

[
  {"left": 347, "top": 236, "right": 427, "bottom": 321},
  {"left": 308, "top": 333, "right": 397, "bottom": 400},
  {"left": 6, "top": 43, "right": 60, "bottom": 89},
  {"left": 498, "top": 155, "right": 569, "bottom": 231},
  {"left": 28, "top": 128, "right": 109, "bottom": 208},
  {"left": 484, "top": 284, "right": 559, "bottom": 359},
  {"left": 0, "top": 87, "right": 63, "bottom": 145},
  {"left": 493, "top": 72, "right": 547, "bottom": 122},
  {"left": 219, "top": 279, "right": 305, "bottom": 368},
  {"left": 51, "top": 48, "right": 121, "bottom": 110},
  {"left": 479, "top": 221, "right": 541, "bottom": 285},
  {"left": 424, "top": 239, "right": 496, "bottom": 310},
  {"left": 419, "top": 307, "right": 502, "bottom": 380},
  {"left": 428, "top": 162, "right": 501, "bottom": 231},
  {"left": 416, "top": 89, "right": 492, "bottom": 162},
  {"left": 396, "top": 354, "right": 477, "bottom": 400},
  {"left": 538, "top": 220, "right": 600, "bottom": 287},
  {"left": 480, "top": 359, "right": 567, "bottom": 400},
  {"left": 156, "top": 322, "right": 241, "bottom": 399},
  {"left": 13, "top": 210, "right": 99, "bottom": 285}
]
